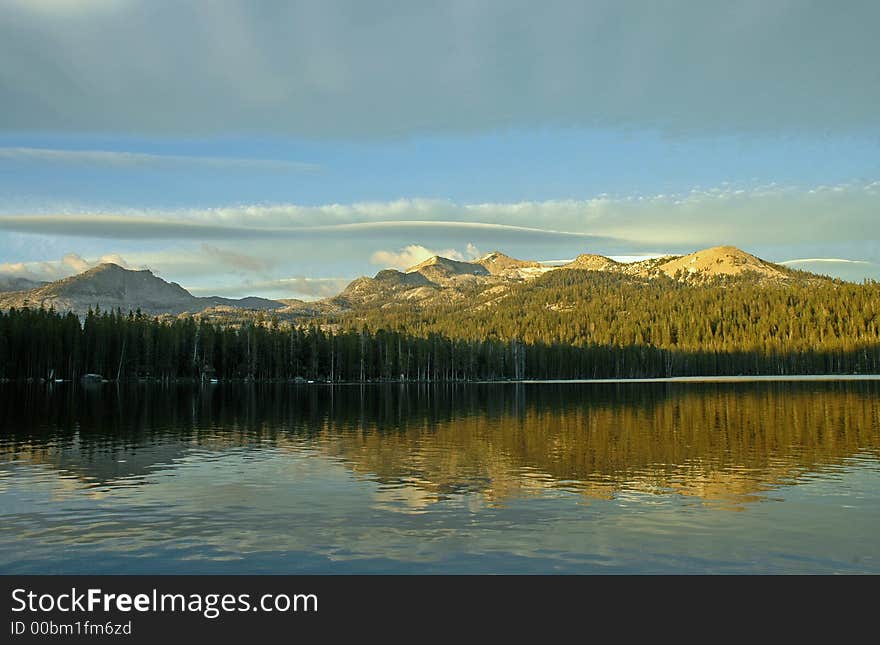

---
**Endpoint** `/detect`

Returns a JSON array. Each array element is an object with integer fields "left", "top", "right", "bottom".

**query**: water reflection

[
  {"left": 1, "top": 381, "right": 879, "bottom": 573},
  {"left": 3, "top": 382, "right": 879, "bottom": 505}
]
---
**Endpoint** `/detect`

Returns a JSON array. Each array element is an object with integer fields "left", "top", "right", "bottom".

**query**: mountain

[
  {"left": 474, "top": 251, "right": 540, "bottom": 273},
  {"left": 3, "top": 247, "right": 871, "bottom": 386},
  {"left": 653, "top": 245, "right": 791, "bottom": 282},
  {"left": 0, "top": 246, "right": 830, "bottom": 319},
  {"left": 207, "top": 296, "right": 283, "bottom": 310},
  {"left": 334, "top": 269, "right": 436, "bottom": 309},
  {"left": 404, "top": 255, "right": 490, "bottom": 285},
  {"left": 474, "top": 251, "right": 551, "bottom": 278},
  {"left": 0, "top": 263, "right": 283, "bottom": 315},
  {"left": 557, "top": 247, "right": 796, "bottom": 283},
  {"left": 562, "top": 254, "right": 622, "bottom": 272},
  {"left": 286, "top": 245, "right": 819, "bottom": 319},
  {"left": 0, "top": 263, "right": 195, "bottom": 314},
  {"left": 0, "top": 275, "right": 46, "bottom": 293},
  {"left": 299, "top": 254, "right": 530, "bottom": 313}
]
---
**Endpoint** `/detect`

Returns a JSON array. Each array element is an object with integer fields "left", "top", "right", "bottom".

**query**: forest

[{"left": 1, "top": 269, "right": 879, "bottom": 382}]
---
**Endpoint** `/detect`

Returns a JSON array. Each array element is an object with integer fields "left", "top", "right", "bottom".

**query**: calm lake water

[{"left": 1, "top": 380, "right": 878, "bottom": 574}]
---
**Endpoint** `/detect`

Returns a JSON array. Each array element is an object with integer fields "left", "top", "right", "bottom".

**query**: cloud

[
  {"left": 0, "top": 147, "right": 318, "bottom": 172},
  {"left": 187, "top": 276, "right": 350, "bottom": 300},
  {"left": 1, "top": 1, "right": 877, "bottom": 137},
  {"left": 609, "top": 254, "right": 672, "bottom": 264},
  {"left": 779, "top": 258, "right": 872, "bottom": 265},
  {"left": 370, "top": 244, "right": 482, "bottom": 270},
  {"left": 0, "top": 253, "right": 130, "bottom": 282},
  {"left": 0, "top": 214, "right": 606, "bottom": 244},
  {"left": 1, "top": 180, "right": 879, "bottom": 290},
  {"left": 200, "top": 244, "right": 275, "bottom": 273},
  {"left": 371, "top": 245, "right": 450, "bottom": 269},
  {"left": 776, "top": 258, "right": 879, "bottom": 283},
  {"left": 0, "top": 179, "right": 876, "bottom": 252},
  {"left": 0, "top": 250, "right": 350, "bottom": 299}
]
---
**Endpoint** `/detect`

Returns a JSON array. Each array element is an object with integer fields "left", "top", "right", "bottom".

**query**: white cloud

[
  {"left": 369, "top": 243, "right": 483, "bottom": 269},
  {"left": 0, "top": 179, "right": 878, "bottom": 252},
  {"left": 0, "top": 253, "right": 131, "bottom": 282},
  {"left": 609, "top": 254, "right": 671, "bottom": 263},
  {"left": 0, "top": 214, "right": 601, "bottom": 243},
  {"left": 370, "top": 245, "right": 466, "bottom": 270},
  {"left": 779, "top": 258, "right": 872, "bottom": 265},
  {"left": 775, "top": 258, "right": 879, "bottom": 283},
  {"left": 2, "top": 179, "right": 879, "bottom": 292},
  {"left": 187, "top": 276, "right": 350, "bottom": 300},
  {"left": 0, "top": 249, "right": 351, "bottom": 299}
]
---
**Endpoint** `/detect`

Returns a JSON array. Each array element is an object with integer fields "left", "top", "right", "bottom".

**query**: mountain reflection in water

[{"left": 1, "top": 381, "right": 878, "bottom": 573}]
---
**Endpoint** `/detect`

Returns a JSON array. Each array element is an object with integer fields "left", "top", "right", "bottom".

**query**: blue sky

[{"left": 1, "top": 1, "right": 878, "bottom": 298}]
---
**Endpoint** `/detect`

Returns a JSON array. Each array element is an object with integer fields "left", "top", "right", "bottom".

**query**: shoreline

[
  {"left": 4, "top": 374, "right": 880, "bottom": 386},
  {"left": 494, "top": 374, "right": 880, "bottom": 384}
]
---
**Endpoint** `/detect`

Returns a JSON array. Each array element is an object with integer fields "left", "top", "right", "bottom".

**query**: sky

[{"left": 0, "top": 0, "right": 878, "bottom": 298}]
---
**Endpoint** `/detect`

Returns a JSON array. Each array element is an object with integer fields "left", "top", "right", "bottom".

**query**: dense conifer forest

[{"left": 1, "top": 271, "right": 879, "bottom": 381}]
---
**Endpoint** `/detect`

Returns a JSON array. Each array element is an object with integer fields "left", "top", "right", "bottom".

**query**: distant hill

[
  {"left": 0, "top": 246, "right": 832, "bottom": 319},
  {"left": 0, "top": 276, "right": 46, "bottom": 293},
  {"left": 0, "top": 263, "right": 283, "bottom": 315},
  {"left": 474, "top": 251, "right": 551, "bottom": 278},
  {"left": 562, "top": 254, "right": 622, "bottom": 272},
  {"left": 407, "top": 255, "right": 488, "bottom": 276},
  {"left": 404, "top": 255, "right": 490, "bottom": 287},
  {"left": 280, "top": 245, "right": 824, "bottom": 320},
  {"left": 555, "top": 246, "right": 798, "bottom": 283},
  {"left": 3, "top": 247, "right": 875, "bottom": 382},
  {"left": 331, "top": 247, "right": 876, "bottom": 378},
  {"left": 653, "top": 245, "right": 791, "bottom": 282}
]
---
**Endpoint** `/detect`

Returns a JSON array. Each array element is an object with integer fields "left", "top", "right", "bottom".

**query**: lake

[{"left": 1, "top": 380, "right": 878, "bottom": 574}]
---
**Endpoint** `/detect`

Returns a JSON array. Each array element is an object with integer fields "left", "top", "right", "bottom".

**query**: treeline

[
  {"left": 1, "top": 303, "right": 879, "bottom": 382},
  {"left": 339, "top": 271, "right": 880, "bottom": 373}
]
